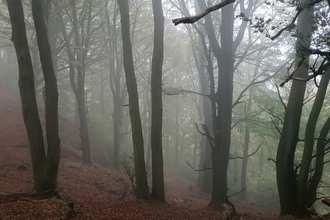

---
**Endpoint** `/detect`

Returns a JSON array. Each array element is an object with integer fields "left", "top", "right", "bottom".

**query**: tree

[
  {"left": 56, "top": 0, "right": 93, "bottom": 163},
  {"left": 150, "top": 0, "right": 165, "bottom": 202},
  {"left": 173, "top": 0, "right": 256, "bottom": 208},
  {"left": 275, "top": 0, "right": 330, "bottom": 216},
  {"left": 181, "top": 0, "right": 213, "bottom": 193},
  {"left": 117, "top": 0, "right": 149, "bottom": 200},
  {"left": 7, "top": 0, "right": 60, "bottom": 192},
  {"left": 105, "top": 3, "right": 126, "bottom": 169}
]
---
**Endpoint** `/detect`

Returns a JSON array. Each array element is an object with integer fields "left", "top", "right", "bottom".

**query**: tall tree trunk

[
  {"left": 106, "top": 3, "right": 124, "bottom": 169},
  {"left": 100, "top": 73, "right": 105, "bottom": 115},
  {"left": 184, "top": 0, "right": 213, "bottom": 192},
  {"left": 57, "top": 0, "right": 92, "bottom": 163},
  {"left": 306, "top": 115, "right": 330, "bottom": 206},
  {"left": 32, "top": 0, "right": 60, "bottom": 191},
  {"left": 276, "top": 2, "right": 313, "bottom": 215},
  {"left": 7, "top": 0, "right": 46, "bottom": 192},
  {"left": 197, "top": 136, "right": 205, "bottom": 188},
  {"left": 240, "top": 60, "right": 259, "bottom": 200},
  {"left": 7, "top": 0, "right": 60, "bottom": 192},
  {"left": 240, "top": 119, "right": 250, "bottom": 200},
  {"left": 174, "top": 102, "right": 180, "bottom": 169},
  {"left": 194, "top": 0, "right": 252, "bottom": 208},
  {"left": 297, "top": 70, "right": 330, "bottom": 214},
  {"left": 203, "top": 0, "right": 235, "bottom": 208},
  {"left": 117, "top": 0, "right": 149, "bottom": 200},
  {"left": 150, "top": 0, "right": 165, "bottom": 202},
  {"left": 144, "top": 90, "right": 151, "bottom": 169}
]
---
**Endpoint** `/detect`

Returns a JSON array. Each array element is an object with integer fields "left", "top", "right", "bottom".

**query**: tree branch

[
  {"left": 162, "top": 88, "right": 209, "bottom": 97},
  {"left": 186, "top": 161, "right": 212, "bottom": 172},
  {"left": 268, "top": 158, "right": 276, "bottom": 163},
  {"left": 201, "top": 124, "right": 215, "bottom": 150},
  {"left": 172, "top": 0, "right": 236, "bottom": 26},
  {"left": 270, "top": 0, "right": 323, "bottom": 41},
  {"left": 275, "top": 84, "right": 287, "bottom": 110},
  {"left": 229, "top": 144, "right": 262, "bottom": 160},
  {"left": 228, "top": 187, "right": 246, "bottom": 198},
  {"left": 232, "top": 60, "right": 288, "bottom": 108}
]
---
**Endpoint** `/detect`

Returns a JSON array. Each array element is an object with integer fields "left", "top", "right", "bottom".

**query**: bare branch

[
  {"left": 290, "top": 61, "right": 330, "bottom": 83},
  {"left": 271, "top": 118, "right": 282, "bottom": 135},
  {"left": 172, "top": 0, "right": 236, "bottom": 26},
  {"left": 270, "top": 8, "right": 301, "bottom": 41},
  {"left": 186, "top": 161, "right": 212, "bottom": 172},
  {"left": 229, "top": 144, "right": 262, "bottom": 160},
  {"left": 270, "top": 0, "right": 323, "bottom": 41},
  {"left": 268, "top": 158, "right": 276, "bottom": 163},
  {"left": 275, "top": 84, "right": 287, "bottom": 110},
  {"left": 309, "top": 49, "right": 330, "bottom": 57},
  {"left": 182, "top": 89, "right": 209, "bottom": 97},
  {"left": 233, "top": 60, "right": 289, "bottom": 108},
  {"left": 162, "top": 88, "right": 209, "bottom": 97},
  {"left": 228, "top": 188, "right": 246, "bottom": 198},
  {"left": 201, "top": 124, "right": 215, "bottom": 150}
]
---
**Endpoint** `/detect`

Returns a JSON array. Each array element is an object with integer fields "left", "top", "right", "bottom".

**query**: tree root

[{"left": 0, "top": 189, "right": 57, "bottom": 203}]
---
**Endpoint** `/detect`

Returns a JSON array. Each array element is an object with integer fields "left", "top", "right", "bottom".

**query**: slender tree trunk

[
  {"left": 185, "top": 0, "right": 213, "bottom": 192},
  {"left": 100, "top": 73, "right": 105, "bottom": 115},
  {"left": 174, "top": 103, "right": 180, "bottom": 169},
  {"left": 113, "top": 97, "right": 123, "bottom": 169},
  {"left": 200, "top": 78, "right": 212, "bottom": 193},
  {"left": 144, "top": 90, "right": 152, "bottom": 169},
  {"left": 276, "top": 2, "right": 313, "bottom": 215},
  {"left": 7, "top": 0, "right": 46, "bottom": 192},
  {"left": 32, "top": 0, "right": 60, "bottom": 191},
  {"left": 297, "top": 70, "right": 330, "bottom": 214},
  {"left": 306, "top": 115, "right": 330, "bottom": 206},
  {"left": 197, "top": 137, "right": 205, "bottom": 188},
  {"left": 240, "top": 122, "right": 250, "bottom": 200},
  {"left": 193, "top": 138, "right": 198, "bottom": 168},
  {"left": 106, "top": 3, "right": 124, "bottom": 169},
  {"left": 57, "top": 0, "right": 92, "bottom": 163},
  {"left": 150, "top": 0, "right": 165, "bottom": 202},
  {"left": 208, "top": 2, "right": 234, "bottom": 208},
  {"left": 117, "top": 0, "right": 149, "bottom": 200}
]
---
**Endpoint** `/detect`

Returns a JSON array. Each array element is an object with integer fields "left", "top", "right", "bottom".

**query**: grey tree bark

[
  {"left": 105, "top": 4, "right": 125, "bottom": 169},
  {"left": 57, "top": 0, "right": 92, "bottom": 163},
  {"left": 117, "top": 0, "right": 149, "bottom": 200},
  {"left": 276, "top": 2, "right": 313, "bottom": 216},
  {"left": 7, "top": 0, "right": 60, "bottom": 192},
  {"left": 150, "top": 0, "right": 165, "bottom": 202}
]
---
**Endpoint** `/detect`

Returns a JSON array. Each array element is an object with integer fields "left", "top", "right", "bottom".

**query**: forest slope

[{"left": 0, "top": 88, "right": 289, "bottom": 219}]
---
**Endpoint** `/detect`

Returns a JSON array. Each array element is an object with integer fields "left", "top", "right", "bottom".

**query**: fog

[{"left": 1, "top": 0, "right": 330, "bottom": 218}]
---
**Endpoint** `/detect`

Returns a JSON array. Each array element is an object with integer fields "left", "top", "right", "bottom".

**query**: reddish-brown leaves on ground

[{"left": 0, "top": 89, "right": 296, "bottom": 219}]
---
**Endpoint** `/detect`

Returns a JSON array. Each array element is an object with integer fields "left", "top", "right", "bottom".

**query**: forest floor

[{"left": 0, "top": 87, "right": 302, "bottom": 220}]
